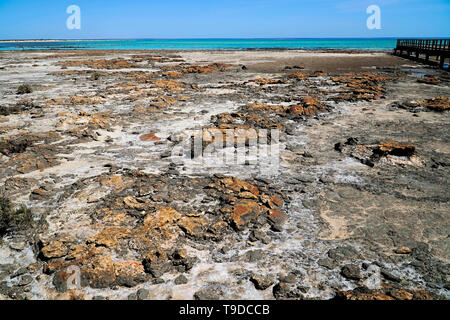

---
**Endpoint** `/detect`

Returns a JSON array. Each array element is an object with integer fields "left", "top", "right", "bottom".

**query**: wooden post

[{"left": 440, "top": 55, "right": 445, "bottom": 69}]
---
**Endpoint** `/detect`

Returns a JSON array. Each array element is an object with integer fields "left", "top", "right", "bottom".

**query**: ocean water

[{"left": 0, "top": 38, "right": 397, "bottom": 51}]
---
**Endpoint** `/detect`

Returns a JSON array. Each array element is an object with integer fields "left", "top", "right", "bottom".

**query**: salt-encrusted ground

[{"left": 0, "top": 50, "right": 449, "bottom": 300}]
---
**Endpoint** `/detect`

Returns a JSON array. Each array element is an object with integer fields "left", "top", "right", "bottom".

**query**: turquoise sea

[{"left": 0, "top": 38, "right": 397, "bottom": 51}]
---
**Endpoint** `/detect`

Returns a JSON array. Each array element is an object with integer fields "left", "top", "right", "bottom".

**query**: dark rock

[
  {"left": 334, "top": 142, "right": 344, "bottom": 152},
  {"left": 341, "top": 265, "right": 362, "bottom": 280},
  {"left": 278, "top": 273, "right": 297, "bottom": 284},
  {"left": 11, "top": 267, "right": 28, "bottom": 278},
  {"left": 272, "top": 282, "right": 304, "bottom": 300},
  {"left": 250, "top": 274, "right": 274, "bottom": 290},
  {"left": 17, "top": 84, "right": 33, "bottom": 95},
  {"left": 171, "top": 249, "right": 197, "bottom": 271},
  {"left": 52, "top": 270, "right": 70, "bottom": 292},
  {"left": 249, "top": 230, "right": 265, "bottom": 242},
  {"left": 17, "top": 275, "right": 33, "bottom": 287},
  {"left": 345, "top": 137, "right": 359, "bottom": 146},
  {"left": 219, "top": 245, "right": 231, "bottom": 254},
  {"left": 143, "top": 250, "right": 172, "bottom": 278},
  {"left": 23, "top": 286, "right": 32, "bottom": 292},
  {"left": 361, "top": 262, "right": 370, "bottom": 270},
  {"left": 294, "top": 174, "right": 315, "bottom": 183},
  {"left": 174, "top": 275, "right": 188, "bottom": 285},
  {"left": 317, "top": 258, "right": 337, "bottom": 270},
  {"left": 267, "top": 209, "right": 287, "bottom": 231},
  {"left": 0, "top": 281, "right": 11, "bottom": 296},
  {"left": 0, "top": 264, "right": 15, "bottom": 274},
  {"left": 9, "top": 241, "right": 27, "bottom": 251},
  {"left": 319, "top": 176, "right": 334, "bottom": 184},
  {"left": 194, "top": 287, "right": 223, "bottom": 300},
  {"left": 160, "top": 151, "right": 171, "bottom": 159},
  {"left": 152, "top": 278, "right": 165, "bottom": 285},
  {"left": 137, "top": 288, "right": 149, "bottom": 300},
  {"left": 244, "top": 250, "right": 264, "bottom": 262},
  {"left": 328, "top": 246, "right": 360, "bottom": 261},
  {"left": 360, "top": 158, "right": 375, "bottom": 167},
  {"left": 380, "top": 269, "right": 402, "bottom": 282}
]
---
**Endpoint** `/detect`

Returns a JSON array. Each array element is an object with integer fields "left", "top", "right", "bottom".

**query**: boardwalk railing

[{"left": 394, "top": 39, "right": 449, "bottom": 69}]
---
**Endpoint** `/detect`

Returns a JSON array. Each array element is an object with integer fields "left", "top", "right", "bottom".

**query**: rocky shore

[{"left": 0, "top": 49, "right": 449, "bottom": 300}]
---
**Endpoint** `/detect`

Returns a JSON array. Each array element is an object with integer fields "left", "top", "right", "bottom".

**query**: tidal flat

[{"left": 0, "top": 49, "right": 449, "bottom": 300}]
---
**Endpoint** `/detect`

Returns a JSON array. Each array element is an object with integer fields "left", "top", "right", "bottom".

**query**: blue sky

[{"left": 0, "top": 0, "right": 449, "bottom": 39}]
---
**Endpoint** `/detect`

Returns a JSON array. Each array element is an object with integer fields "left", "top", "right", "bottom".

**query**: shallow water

[{"left": 0, "top": 38, "right": 397, "bottom": 51}]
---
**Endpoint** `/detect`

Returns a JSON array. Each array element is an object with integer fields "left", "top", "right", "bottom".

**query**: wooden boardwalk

[{"left": 394, "top": 39, "right": 449, "bottom": 70}]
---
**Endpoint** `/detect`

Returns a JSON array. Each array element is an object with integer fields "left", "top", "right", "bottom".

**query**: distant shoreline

[{"left": 0, "top": 39, "right": 111, "bottom": 43}]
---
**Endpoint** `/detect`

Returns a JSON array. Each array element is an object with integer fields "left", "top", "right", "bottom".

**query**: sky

[{"left": 0, "top": 0, "right": 449, "bottom": 39}]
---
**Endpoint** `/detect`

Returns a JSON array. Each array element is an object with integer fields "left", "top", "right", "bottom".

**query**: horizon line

[{"left": 1, "top": 36, "right": 450, "bottom": 42}]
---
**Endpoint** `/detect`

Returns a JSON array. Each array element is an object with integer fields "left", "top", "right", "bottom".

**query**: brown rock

[
  {"left": 114, "top": 260, "right": 147, "bottom": 287},
  {"left": 251, "top": 78, "right": 285, "bottom": 85},
  {"left": 89, "top": 227, "right": 130, "bottom": 248},
  {"left": 32, "top": 188, "right": 48, "bottom": 196},
  {"left": 139, "top": 132, "right": 161, "bottom": 142},
  {"left": 142, "top": 250, "right": 171, "bottom": 277},
  {"left": 335, "top": 288, "right": 438, "bottom": 301},
  {"left": 219, "top": 176, "right": 259, "bottom": 196},
  {"left": 289, "top": 97, "right": 322, "bottom": 116},
  {"left": 230, "top": 199, "right": 261, "bottom": 230},
  {"left": 268, "top": 209, "right": 287, "bottom": 228},
  {"left": 412, "top": 290, "right": 435, "bottom": 300},
  {"left": 389, "top": 289, "right": 414, "bottom": 300},
  {"left": 251, "top": 274, "right": 274, "bottom": 290},
  {"left": 422, "top": 96, "right": 449, "bottom": 111},
  {"left": 288, "top": 72, "right": 308, "bottom": 80},
  {"left": 152, "top": 80, "right": 184, "bottom": 92},
  {"left": 417, "top": 77, "right": 440, "bottom": 85},
  {"left": 340, "top": 265, "right": 362, "bottom": 280},
  {"left": 40, "top": 241, "right": 68, "bottom": 260},
  {"left": 238, "top": 191, "right": 258, "bottom": 199},
  {"left": 376, "top": 141, "right": 415, "bottom": 157},
  {"left": 66, "top": 244, "right": 87, "bottom": 261},
  {"left": 82, "top": 255, "right": 116, "bottom": 288},
  {"left": 312, "top": 71, "right": 327, "bottom": 76},
  {"left": 178, "top": 216, "right": 208, "bottom": 238},
  {"left": 143, "top": 207, "right": 182, "bottom": 229},
  {"left": 209, "top": 220, "right": 228, "bottom": 235},
  {"left": 100, "top": 175, "right": 125, "bottom": 191},
  {"left": 270, "top": 196, "right": 283, "bottom": 208},
  {"left": 43, "top": 259, "right": 66, "bottom": 274},
  {"left": 335, "top": 289, "right": 394, "bottom": 300},
  {"left": 171, "top": 249, "right": 197, "bottom": 271},
  {"left": 123, "top": 196, "right": 146, "bottom": 210},
  {"left": 394, "top": 246, "right": 412, "bottom": 254}
]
